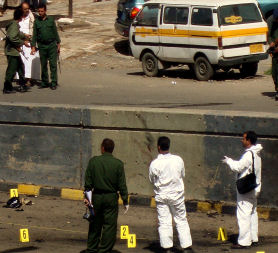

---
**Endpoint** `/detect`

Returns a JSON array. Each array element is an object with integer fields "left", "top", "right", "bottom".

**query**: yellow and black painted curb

[{"left": 1, "top": 182, "right": 277, "bottom": 221}]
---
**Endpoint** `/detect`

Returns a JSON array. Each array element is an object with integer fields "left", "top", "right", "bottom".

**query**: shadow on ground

[
  {"left": 0, "top": 246, "right": 39, "bottom": 253},
  {"left": 262, "top": 92, "right": 276, "bottom": 99},
  {"left": 128, "top": 68, "right": 264, "bottom": 82},
  {"left": 114, "top": 40, "right": 132, "bottom": 56}
]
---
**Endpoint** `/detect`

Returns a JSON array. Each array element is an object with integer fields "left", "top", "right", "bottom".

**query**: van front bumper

[{"left": 218, "top": 53, "right": 268, "bottom": 67}]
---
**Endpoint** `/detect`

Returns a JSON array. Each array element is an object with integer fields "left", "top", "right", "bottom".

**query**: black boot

[
  {"left": 3, "top": 81, "right": 15, "bottom": 94},
  {"left": 18, "top": 79, "right": 28, "bottom": 92}
]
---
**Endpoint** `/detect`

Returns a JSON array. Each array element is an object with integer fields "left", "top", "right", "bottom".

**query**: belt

[
  {"left": 38, "top": 40, "right": 55, "bottom": 45},
  {"left": 93, "top": 189, "right": 116, "bottom": 194}
]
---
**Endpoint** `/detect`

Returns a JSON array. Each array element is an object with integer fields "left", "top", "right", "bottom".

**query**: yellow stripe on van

[{"left": 135, "top": 27, "right": 268, "bottom": 39}]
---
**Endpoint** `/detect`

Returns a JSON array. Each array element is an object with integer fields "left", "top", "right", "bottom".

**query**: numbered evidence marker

[
  {"left": 120, "top": 225, "right": 129, "bottom": 239},
  {"left": 19, "top": 228, "right": 30, "bottom": 242},
  {"left": 10, "top": 189, "right": 18, "bottom": 198},
  {"left": 217, "top": 227, "right": 227, "bottom": 241},
  {"left": 256, "top": 252, "right": 265, "bottom": 253},
  {"left": 127, "top": 234, "right": 136, "bottom": 248}
]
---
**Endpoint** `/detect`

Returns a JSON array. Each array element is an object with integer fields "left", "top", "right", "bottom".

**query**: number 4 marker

[{"left": 128, "top": 234, "right": 136, "bottom": 248}]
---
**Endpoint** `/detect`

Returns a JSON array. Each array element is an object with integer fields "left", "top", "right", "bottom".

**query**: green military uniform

[
  {"left": 31, "top": 15, "right": 60, "bottom": 88},
  {"left": 4, "top": 20, "right": 25, "bottom": 91},
  {"left": 267, "top": 15, "right": 278, "bottom": 92},
  {"left": 84, "top": 152, "right": 128, "bottom": 253}
]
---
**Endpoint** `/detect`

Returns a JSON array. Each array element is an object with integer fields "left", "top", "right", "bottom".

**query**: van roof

[{"left": 145, "top": 0, "right": 258, "bottom": 7}]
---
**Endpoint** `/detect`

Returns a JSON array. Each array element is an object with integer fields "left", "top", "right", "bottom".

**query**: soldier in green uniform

[
  {"left": 31, "top": 3, "right": 60, "bottom": 90},
  {"left": 84, "top": 138, "right": 129, "bottom": 253},
  {"left": 267, "top": 8, "right": 278, "bottom": 101},
  {"left": 3, "top": 7, "right": 29, "bottom": 94}
]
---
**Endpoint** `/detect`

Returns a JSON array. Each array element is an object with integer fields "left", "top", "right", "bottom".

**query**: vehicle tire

[
  {"left": 142, "top": 52, "right": 159, "bottom": 77},
  {"left": 194, "top": 57, "right": 214, "bottom": 81},
  {"left": 240, "top": 62, "right": 258, "bottom": 77}
]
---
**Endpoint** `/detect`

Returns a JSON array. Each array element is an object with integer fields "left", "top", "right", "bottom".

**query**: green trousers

[
  {"left": 38, "top": 42, "right": 58, "bottom": 87},
  {"left": 272, "top": 56, "right": 278, "bottom": 92},
  {"left": 87, "top": 193, "right": 118, "bottom": 253},
  {"left": 5, "top": 55, "right": 24, "bottom": 85}
]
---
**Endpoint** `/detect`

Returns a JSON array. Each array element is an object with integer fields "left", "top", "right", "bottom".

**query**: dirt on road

[{"left": 0, "top": 192, "right": 277, "bottom": 253}]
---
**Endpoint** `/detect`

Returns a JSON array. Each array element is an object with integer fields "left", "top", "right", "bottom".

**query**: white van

[{"left": 129, "top": 0, "right": 268, "bottom": 80}]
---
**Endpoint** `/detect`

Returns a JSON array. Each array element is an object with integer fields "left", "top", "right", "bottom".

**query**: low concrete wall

[{"left": 0, "top": 102, "right": 277, "bottom": 207}]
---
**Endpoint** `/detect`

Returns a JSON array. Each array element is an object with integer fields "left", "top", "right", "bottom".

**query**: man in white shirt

[
  {"left": 222, "top": 131, "right": 262, "bottom": 249},
  {"left": 18, "top": 2, "right": 40, "bottom": 86},
  {"left": 149, "top": 136, "right": 193, "bottom": 253}
]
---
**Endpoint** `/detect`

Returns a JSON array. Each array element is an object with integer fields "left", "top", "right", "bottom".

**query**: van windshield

[{"left": 219, "top": 3, "right": 262, "bottom": 26}]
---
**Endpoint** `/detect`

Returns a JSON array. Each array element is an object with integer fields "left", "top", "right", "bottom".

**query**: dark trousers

[
  {"left": 272, "top": 56, "right": 278, "bottom": 92},
  {"left": 4, "top": 55, "right": 24, "bottom": 88},
  {"left": 87, "top": 193, "right": 118, "bottom": 253},
  {"left": 39, "top": 42, "right": 58, "bottom": 87}
]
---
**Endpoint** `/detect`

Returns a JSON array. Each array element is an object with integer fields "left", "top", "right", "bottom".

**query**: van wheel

[
  {"left": 142, "top": 52, "right": 159, "bottom": 77},
  {"left": 194, "top": 57, "right": 214, "bottom": 81},
  {"left": 240, "top": 62, "right": 258, "bottom": 77}
]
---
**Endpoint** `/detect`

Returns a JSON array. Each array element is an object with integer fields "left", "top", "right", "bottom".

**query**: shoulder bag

[{"left": 236, "top": 151, "right": 258, "bottom": 194}]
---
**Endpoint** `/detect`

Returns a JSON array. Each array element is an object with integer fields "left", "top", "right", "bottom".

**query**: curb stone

[{"left": 0, "top": 182, "right": 277, "bottom": 221}]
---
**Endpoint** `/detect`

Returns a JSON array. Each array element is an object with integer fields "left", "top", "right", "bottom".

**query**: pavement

[{"left": 0, "top": 192, "right": 277, "bottom": 253}]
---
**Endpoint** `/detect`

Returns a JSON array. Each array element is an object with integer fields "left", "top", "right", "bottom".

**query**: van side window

[
  {"left": 164, "top": 7, "right": 189, "bottom": 25},
  {"left": 191, "top": 8, "right": 213, "bottom": 26},
  {"left": 136, "top": 5, "right": 159, "bottom": 26}
]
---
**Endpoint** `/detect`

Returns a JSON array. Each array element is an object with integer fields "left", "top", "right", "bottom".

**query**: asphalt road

[{"left": 0, "top": 192, "right": 277, "bottom": 253}]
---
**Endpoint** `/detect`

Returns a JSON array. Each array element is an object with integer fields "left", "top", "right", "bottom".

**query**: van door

[
  {"left": 188, "top": 7, "right": 219, "bottom": 64},
  {"left": 130, "top": 4, "right": 161, "bottom": 56},
  {"left": 159, "top": 5, "right": 190, "bottom": 62}
]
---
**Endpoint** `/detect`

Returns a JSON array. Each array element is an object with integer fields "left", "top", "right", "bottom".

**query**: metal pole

[{"left": 69, "top": 0, "right": 73, "bottom": 18}]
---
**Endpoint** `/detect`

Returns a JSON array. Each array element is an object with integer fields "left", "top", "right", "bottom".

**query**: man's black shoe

[
  {"left": 231, "top": 244, "right": 250, "bottom": 249},
  {"left": 50, "top": 85, "right": 57, "bottom": 90},
  {"left": 183, "top": 246, "right": 193, "bottom": 252},
  {"left": 252, "top": 242, "right": 259, "bottom": 247},
  {"left": 39, "top": 84, "right": 49, "bottom": 89},
  {"left": 275, "top": 92, "right": 278, "bottom": 101},
  {"left": 17, "top": 85, "right": 28, "bottom": 92},
  {"left": 3, "top": 88, "right": 15, "bottom": 94}
]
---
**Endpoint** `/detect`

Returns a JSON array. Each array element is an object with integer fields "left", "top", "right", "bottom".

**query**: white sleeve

[
  {"left": 226, "top": 152, "right": 251, "bottom": 173},
  {"left": 149, "top": 163, "right": 155, "bottom": 184},
  {"left": 181, "top": 159, "right": 185, "bottom": 178}
]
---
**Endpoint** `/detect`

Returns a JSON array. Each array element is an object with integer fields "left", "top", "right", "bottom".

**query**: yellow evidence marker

[
  {"left": 120, "top": 225, "right": 129, "bottom": 239},
  {"left": 256, "top": 252, "right": 265, "bottom": 253},
  {"left": 19, "top": 228, "right": 29, "bottom": 242},
  {"left": 217, "top": 227, "right": 227, "bottom": 241},
  {"left": 10, "top": 189, "right": 18, "bottom": 198},
  {"left": 127, "top": 234, "right": 136, "bottom": 248}
]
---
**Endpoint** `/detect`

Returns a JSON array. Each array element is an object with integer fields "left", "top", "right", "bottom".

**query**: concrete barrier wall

[{"left": 0, "top": 102, "right": 277, "bottom": 207}]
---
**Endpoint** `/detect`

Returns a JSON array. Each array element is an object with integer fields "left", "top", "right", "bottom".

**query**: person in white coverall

[
  {"left": 149, "top": 136, "right": 193, "bottom": 253},
  {"left": 222, "top": 131, "right": 262, "bottom": 249},
  {"left": 17, "top": 2, "right": 40, "bottom": 85}
]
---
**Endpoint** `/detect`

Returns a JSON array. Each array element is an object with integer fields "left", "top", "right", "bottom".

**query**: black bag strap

[
  {"left": 237, "top": 150, "right": 255, "bottom": 179},
  {"left": 250, "top": 150, "right": 255, "bottom": 174}
]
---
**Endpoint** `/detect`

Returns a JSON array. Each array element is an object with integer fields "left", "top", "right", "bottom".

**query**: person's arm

[
  {"left": 7, "top": 23, "right": 24, "bottom": 48},
  {"left": 180, "top": 158, "right": 185, "bottom": 178},
  {"left": 53, "top": 18, "right": 61, "bottom": 44},
  {"left": 149, "top": 163, "right": 155, "bottom": 184},
  {"left": 267, "top": 16, "right": 275, "bottom": 45},
  {"left": 225, "top": 152, "right": 252, "bottom": 173},
  {"left": 31, "top": 20, "right": 37, "bottom": 54},
  {"left": 84, "top": 159, "right": 94, "bottom": 191},
  {"left": 118, "top": 162, "right": 128, "bottom": 205}
]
